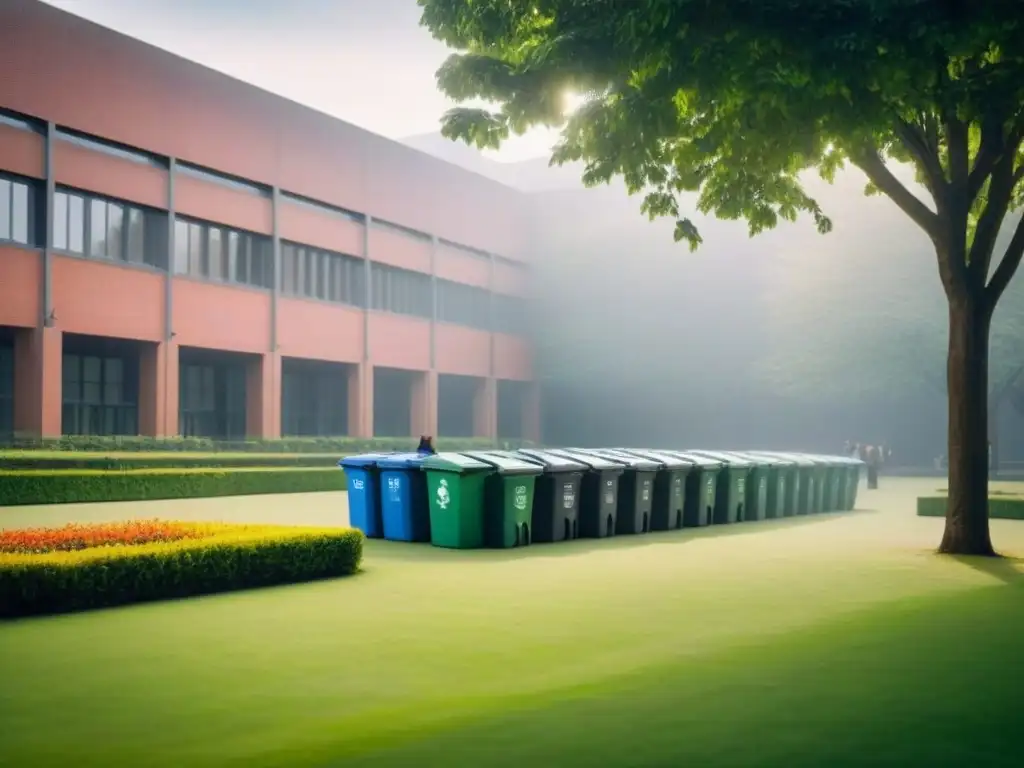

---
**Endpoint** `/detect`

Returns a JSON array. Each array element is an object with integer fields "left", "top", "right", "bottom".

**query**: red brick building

[{"left": 0, "top": 0, "right": 538, "bottom": 443}]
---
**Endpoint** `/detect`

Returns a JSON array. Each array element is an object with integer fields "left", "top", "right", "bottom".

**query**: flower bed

[{"left": 0, "top": 520, "right": 364, "bottom": 618}]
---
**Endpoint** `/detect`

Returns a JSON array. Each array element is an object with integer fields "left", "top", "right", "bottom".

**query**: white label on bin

[
  {"left": 641, "top": 480, "right": 651, "bottom": 502},
  {"left": 352, "top": 478, "right": 365, "bottom": 491},
  {"left": 387, "top": 476, "right": 401, "bottom": 502},
  {"left": 759, "top": 478, "right": 766, "bottom": 495},
  {"left": 563, "top": 483, "right": 576, "bottom": 509},
  {"left": 436, "top": 478, "right": 451, "bottom": 510},
  {"left": 737, "top": 478, "right": 746, "bottom": 495},
  {"left": 514, "top": 485, "right": 528, "bottom": 511}
]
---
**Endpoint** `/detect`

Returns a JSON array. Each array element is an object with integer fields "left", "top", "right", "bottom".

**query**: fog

[{"left": 522, "top": 163, "right": 1024, "bottom": 465}]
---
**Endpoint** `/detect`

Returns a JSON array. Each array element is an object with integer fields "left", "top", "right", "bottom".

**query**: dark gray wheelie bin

[
  {"left": 745, "top": 452, "right": 798, "bottom": 518},
  {"left": 515, "top": 448, "right": 587, "bottom": 543},
  {"left": 665, "top": 451, "right": 721, "bottom": 527},
  {"left": 729, "top": 452, "right": 772, "bottom": 522},
  {"left": 816, "top": 454, "right": 845, "bottom": 512},
  {"left": 782, "top": 453, "right": 821, "bottom": 515},
  {"left": 546, "top": 449, "right": 624, "bottom": 538},
  {"left": 839, "top": 455, "right": 864, "bottom": 511},
  {"left": 615, "top": 449, "right": 693, "bottom": 531},
  {"left": 687, "top": 451, "right": 753, "bottom": 524},
  {"left": 573, "top": 449, "right": 658, "bottom": 534}
]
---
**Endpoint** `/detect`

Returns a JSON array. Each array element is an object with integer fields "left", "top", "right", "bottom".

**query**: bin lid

[
  {"left": 758, "top": 451, "right": 820, "bottom": 467},
  {"left": 662, "top": 450, "right": 723, "bottom": 469},
  {"left": 420, "top": 452, "right": 495, "bottom": 474},
  {"left": 740, "top": 451, "right": 793, "bottom": 466},
  {"left": 376, "top": 452, "right": 431, "bottom": 470},
  {"left": 462, "top": 451, "right": 544, "bottom": 476},
  {"left": 616, "top": 449, "right": 694, "bottom": 471},
  {"left": 337, "top": 452, "right": 394, "bottom": 469},
  {"left": 546, "top": 448, "right": 626, "bottom": 473},
  {"left": 515, "top": 449, "right": 588, "bottom": 473},
  {"left": 687, "top": 450, "right": 754, "bottom": 468},
  {"left": 573, "top": 448, "right": 660, "bottom": 472}
]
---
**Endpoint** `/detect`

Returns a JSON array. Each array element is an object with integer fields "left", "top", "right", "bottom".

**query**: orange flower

[{"left": 0, "top": 520, "right": 209, "bottom": 554}]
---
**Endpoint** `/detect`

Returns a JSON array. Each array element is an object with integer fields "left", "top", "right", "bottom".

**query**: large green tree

[{"left": 420, "top": 0, "right": 1024, "bottom": 555}]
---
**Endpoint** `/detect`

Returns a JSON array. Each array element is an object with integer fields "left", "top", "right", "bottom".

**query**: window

[
  {"left": 61, "top": 351, "right": 138, "bottom": 436},
  {"left": 437, "top": 279, "right": 491, "bottom": 330},
  {"left": 55, "top": 128, "right": 162, "bottom": 166},
  {"left": 179, "top": 361, "right": 247, "bottom": 439},
  {"left": 0, "top": 174, "right": 37, "bottom": 247},
  {"left": 280, "top": 241, "right": 364, "bottom": 306},
  {"left": 53, "top": 188, "right": 166, "bottom": 267},
  {"left": 493, "top": 293, "right": 529, "bottom": 335},
  {"left": 177, "top": 162, "right": 266, "bottom": 195},
  {"left": 279, "top": 190, "right": 362, "bottom": 223},
  {"left": 0, "top": 342, "right": 13, "bottom": 437},
  {"left": 369, "top": 263, "right": 431, "bottom": 318},
  {"left": 172, "top": 216, "right": 272, "bottom": 289}
]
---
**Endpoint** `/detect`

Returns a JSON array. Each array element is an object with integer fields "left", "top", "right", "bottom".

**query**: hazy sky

[{"left": 43, "top": 0, "right": 559, "bottom": 163}]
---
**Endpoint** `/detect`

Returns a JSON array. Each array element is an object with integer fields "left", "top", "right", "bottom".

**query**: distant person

[
  {"left": 865, "top": 445, "right": 882, "bottom": 489},
  {"left": 416, "top": 435, "right": 436, "bottom": 455}
]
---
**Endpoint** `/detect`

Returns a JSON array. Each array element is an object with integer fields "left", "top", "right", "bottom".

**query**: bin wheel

[
  {"left": 521, "top": 523, "right": 531, "bottom": 546},
  {"left": 605, "top": 515, "right": 614, "bottom": 537}
]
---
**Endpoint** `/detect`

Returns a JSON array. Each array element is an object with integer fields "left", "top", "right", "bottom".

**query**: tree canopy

[{"left": 421, "top": 0, "right": 1024, "bottom": 303}]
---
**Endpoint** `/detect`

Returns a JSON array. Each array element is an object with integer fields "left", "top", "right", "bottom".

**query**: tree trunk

[
  {"left": 938, "top": 295, "right": 995, "bottom": 556},
  {"left": 988, "top": 405, "right": 1000, "bottom": 478}
]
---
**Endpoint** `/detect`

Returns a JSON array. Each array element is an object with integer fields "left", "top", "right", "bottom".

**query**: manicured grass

[
  {"left": 919, "top": 482, "right": 1024, "bottom": 520},
  {"left": 0, "top": 479, "right": 1022, "bottom": 767}
]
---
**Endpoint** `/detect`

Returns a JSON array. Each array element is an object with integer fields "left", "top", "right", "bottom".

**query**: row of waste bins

[{"left": 339, "top": 448, "right": 865, "bottom": 550}]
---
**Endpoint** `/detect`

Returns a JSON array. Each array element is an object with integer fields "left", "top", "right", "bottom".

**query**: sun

[{"left": 561, "top": 89, "right": 588, "bottom": 116}]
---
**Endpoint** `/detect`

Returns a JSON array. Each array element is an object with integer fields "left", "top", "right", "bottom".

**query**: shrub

[
  {"left": 0, "top": 520, "right": 217, "bottom": 553},
  {"left": 0, "top": 524, "right": 364, "bottom": 618},
  {"left": 2, "top": 434, "right": 533, "bottom": 455},
  {"left": 0, "top": 467, "right": 347, "bottom": 506},
  {"left": 917, "top": 494, "right": 1024, "bottom": 520}
]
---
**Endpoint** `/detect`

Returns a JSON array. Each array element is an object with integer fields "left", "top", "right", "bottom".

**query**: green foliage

[
  {"left": 3, "top": 435, "right": 528, "bottom": 455},
  {"left": 0, "top": 468, "right": 347, "bottom": 506},
  {"left": 0, "top": 527, "right": 364, "bottom": 618},
  {"left": 918, "top": 494, "right": 1024, "bottom": 520},
  {"left": 421, "top": 0, "right": 1024, "bottom": 294}
]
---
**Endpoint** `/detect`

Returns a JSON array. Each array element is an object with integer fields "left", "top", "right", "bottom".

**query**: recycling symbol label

[
  {"left": 436, "top": 478, "right": 451, "bottom": 510},
  {"left": 514, "top": 485, "right": 528, "bottom": 511}
]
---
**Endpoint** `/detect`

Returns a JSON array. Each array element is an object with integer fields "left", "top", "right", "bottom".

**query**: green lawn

[{"left": 1, "top": 479, "right": 1023, "bottom": 767}]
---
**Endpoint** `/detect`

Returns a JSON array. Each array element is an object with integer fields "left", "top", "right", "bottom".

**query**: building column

[
  {"left": 347, "top": 362, "right": 373, "bottom": 438},
  {"left": 411, "top": 370, "right": 438, "bottom": 438},
  {"left": 523, "top": 381, "right": 541, "bottom": 444},
  {"left": 473, "top": 377, "right": 497, "bottom": 441},
  {"left": 138, "top": 340, "right": 179, "bottom": 437},
  {"left": 246, "top": 351, "right": 281, "bottom": 439},
  {"left": 13, "top": 326, "right": 62, "bottom": 438}
]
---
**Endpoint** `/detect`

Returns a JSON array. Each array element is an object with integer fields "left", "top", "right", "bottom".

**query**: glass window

[
  {"left": 107, "top": 203, "right": 124, "bottom": 261},
  {"left": 281, "top": 244, "right": 295, "bottom": 293},
  {"left": 68, "top": 195, "right": 85, "bottom": 253},
  {"left": 52, "top": 191, "right": 68, "bottom": 250},
  {"left": 188, "top": 223, "right": 203, "bottom": 276},
  {"left": 126, "top": 208, "right": 144, "bottom": 263},
  {"left": 227, "top": 231, "right": 240, "bottom": 281},
  {"left": 296, "top": 247, "right": 306, "bottom": 296},
  {"left": 0, "top": 179, "right": 9, "bottom": 241},
  {"left": 307, "top": 250, "right": 319, "bottom": 298},
  {"left": 89, "top": 199, "right": 107, "bottom": 258},
  {"left": 103, "top": 358, "right": 123, "bottom": 404},
  {"left": 208, "top": 227, "right": 224, "bottom": 280},
  {"left": 173, "top": 219, "right": 189, "bottom": 273},
  {"left": 62, "top": 353, "right": 81, "bottom": 400},
  {"left": 11, "top": 182, "right": 28, "bottom": 244},
  {"left": 82, "top": 356, "right": 102, "bottom": 403}
]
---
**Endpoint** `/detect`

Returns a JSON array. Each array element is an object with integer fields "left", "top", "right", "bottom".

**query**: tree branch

[
  {"left": 968, "top": 153, "right": 1016, "bottom": 283},
  {"left": 850, "top": 147, "right": 940, "bottom": 240},
  {"left": 945, "top": 113, "right": 970, "bottom": 190},
  {"left": 895, "top": 117, "right": 947, "bottom": 204},
  {"left": 986, "top": 214, "right": 1024, "bottom": 306},
  {"left": 967, "top": 112, "right": 1006, "bottom": 202}
]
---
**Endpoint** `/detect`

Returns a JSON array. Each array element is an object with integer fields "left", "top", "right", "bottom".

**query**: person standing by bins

[
  {"left": 865, "top": 445, "right": 882, "bottom": 489},
  {"left": 416, "top": 435, "right": 436, "bottom": 455}
]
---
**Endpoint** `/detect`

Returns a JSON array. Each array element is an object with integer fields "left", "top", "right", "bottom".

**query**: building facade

[{"left": 0, "top": 0, "right": 538, "bottom": 443}]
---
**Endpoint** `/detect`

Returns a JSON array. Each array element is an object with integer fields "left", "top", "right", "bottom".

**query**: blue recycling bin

[
  {"left": 337, "top": 453, "right": 392, "bottom": 538},
  {"left": 376, "top": 452, "right": 432, "bottom": 542}
]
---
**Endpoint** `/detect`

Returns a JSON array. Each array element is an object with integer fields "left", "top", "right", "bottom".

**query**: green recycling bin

[
  {"left": 668, "top": 451, "right": 721, "bottom": 527},
  {"left": 817, "top": 455, "right": 845, "bottom": 512},
  {"left": 688, "top": 451, "right": 753, "bottom": 524},
  {"left": 833, "top": 456, "right": 864, "bottom": 511},
  {"left": 747, "top": 453, "right": 798, "bottom": 518},
  {"left": 785, "top": 454, "right": 827, "bottom": 514},
  {"left": 730, "top": 452, "right": 772, "bottom": 522},
  {"left": 422, "top": 452, "right": 495, "bottom": 549},
  {"left": 463, "top": 451, "right": 542, "bottom": 548}
]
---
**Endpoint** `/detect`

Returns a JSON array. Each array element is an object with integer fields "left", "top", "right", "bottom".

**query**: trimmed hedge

[
  {"left": 0, "top": 524, "right": 364, "bottom": 618},
  {"left": 2, "top": 435, "right": 531, "bottom": 454},
  {"left": 0, "top": 467, "right": 347, "bottom": 506},
  {"left": 917, "top": 494, "right": 1024, "bottom": 520},
  {"left": 0, "top": 451, "right": 343, "bottom": 471}
]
